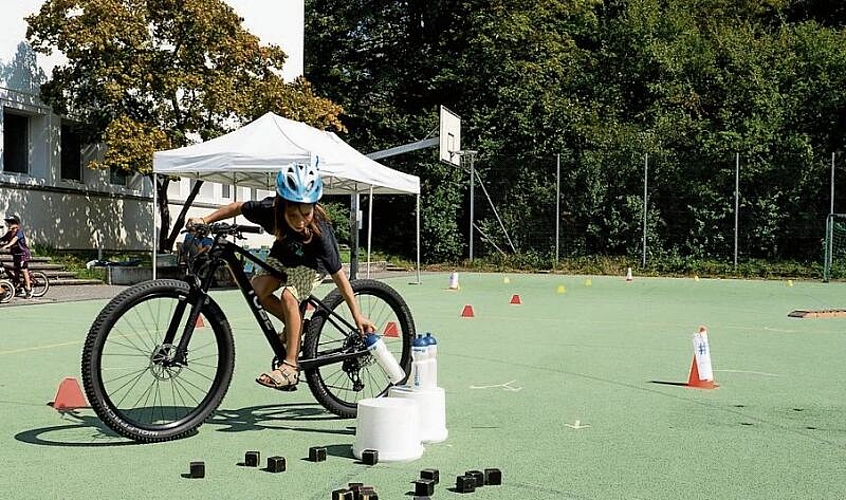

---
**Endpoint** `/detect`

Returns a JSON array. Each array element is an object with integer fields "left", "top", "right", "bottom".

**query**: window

[
  {"left": 61, "top": 123, "right": 83, "bottom": 181},
  {"left": 222, "top": 184, "right": 231, "bottom": 198},
  {"left": 110, "top": 167, "right": 128, "bottom": 186},
  {"left": 2, "top": 110, "right": 29, "bottom": 174}
]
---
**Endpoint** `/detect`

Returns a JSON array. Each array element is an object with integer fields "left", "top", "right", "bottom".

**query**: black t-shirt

[{"left": 241, "top": 197, "right": 343, "bottom": 275}]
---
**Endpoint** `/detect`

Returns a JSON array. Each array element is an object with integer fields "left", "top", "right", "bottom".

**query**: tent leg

[
  {"left": 411, "top": 194, "right": 422, "bottom": 285},
  {"left": 152, "top": 173, "right": 157, "bottom": 280},
  {"left": 366, "top": 187, "right": 373, "bottom": 279}
]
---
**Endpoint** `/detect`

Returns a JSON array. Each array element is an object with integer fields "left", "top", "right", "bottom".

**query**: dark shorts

[{"left": 12, "top": 256, "right": 29, "bottom": 269}]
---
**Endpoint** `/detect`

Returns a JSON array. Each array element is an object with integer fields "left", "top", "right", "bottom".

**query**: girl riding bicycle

[
  {"left": 1, "top": 214, "right": 33, "bottom": 299},
  {"left": 187, "top": 157, "right": 376, "bottom": 390}
]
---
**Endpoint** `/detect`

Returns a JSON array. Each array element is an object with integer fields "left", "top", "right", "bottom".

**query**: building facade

[{"left": 0, "top": 0, "right": 302, "bottom": 252}]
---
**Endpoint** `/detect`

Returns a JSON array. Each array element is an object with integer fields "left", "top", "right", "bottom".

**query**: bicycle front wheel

[
  {"left": 303, "top": 279, "right": 415, "bottom": 418},
  {"left": 29, "top": 271, "right": 49, "bottom": 297},
  {"left": 81, "top": 279, "right": 234, "bottom": 443}
]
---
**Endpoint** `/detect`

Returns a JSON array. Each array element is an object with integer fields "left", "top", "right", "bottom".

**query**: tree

[{"left": 26, "top": 0, "right": 345, "bottom": 252}]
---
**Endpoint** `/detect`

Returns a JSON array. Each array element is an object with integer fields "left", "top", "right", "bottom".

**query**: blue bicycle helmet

[{"left": 275, "top": 156, "right": 323, "bottom": 203}]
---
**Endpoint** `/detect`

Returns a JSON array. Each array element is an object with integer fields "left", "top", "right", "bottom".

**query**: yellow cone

[
  {"left": 694, "top": 275, "right": 700, "bottom": 282},
  {"left": 503, "top": 276, "right": 510, "bottom": 284},
  {"left": 787, "top": 279, "right": 794, "bottom": 287},
  {"left": 557, "top": 285, "right": 566, "bottom": 294},
  {"left": 584, "top": 278, "right": 592, "bottom": 287}
]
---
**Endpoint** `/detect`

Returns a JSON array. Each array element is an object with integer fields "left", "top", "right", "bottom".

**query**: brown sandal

[{"left": 256, "top": 361, "right": 299, "bottom": 391}]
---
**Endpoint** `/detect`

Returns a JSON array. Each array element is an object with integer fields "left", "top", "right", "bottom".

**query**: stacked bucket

[{"left": 353, "top": 332, "right": 448, "bottom": 462}]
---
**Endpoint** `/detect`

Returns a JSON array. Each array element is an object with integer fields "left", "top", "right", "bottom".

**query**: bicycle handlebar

[{"left": 186, "top": 222, "right": 264, "bottom": 236}]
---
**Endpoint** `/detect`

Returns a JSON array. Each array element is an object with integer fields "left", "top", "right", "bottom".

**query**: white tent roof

[{"left": 152, "top": 112, "right": 420, "bottom": 195}]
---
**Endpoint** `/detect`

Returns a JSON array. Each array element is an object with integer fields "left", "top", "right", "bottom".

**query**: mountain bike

[
  {"left": 0, "top": 262, "right": 50, "bottom": 297},
  {"left": 81, "top": 222, "right": 415, "bottom": 443}
]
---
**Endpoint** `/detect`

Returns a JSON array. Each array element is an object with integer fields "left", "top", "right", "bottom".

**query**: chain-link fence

[{"left": 466, "top": 151, "right": 842, "bottom": 268}]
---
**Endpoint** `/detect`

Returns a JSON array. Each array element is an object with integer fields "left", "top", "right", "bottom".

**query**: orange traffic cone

[
  {"left": 51, "top": 377, "right": 88, "bottom": 411},
  {"left": 510, "top": 294, "right": 522, "bottom": 305},
  {"left": 461, "top": 304, "right": 475, "bottom": 317},
  {"left": 625, "top": 267, "right": 633, "bottom": 282},
  {"left": 383, "top": 321, "right": 399, "bottom": 338},
  {"left": 687, "top": 356, "right": 719, "bottom": 389},
  {"left": 196, "top": 315, "right": 205, "bottom": 328}
]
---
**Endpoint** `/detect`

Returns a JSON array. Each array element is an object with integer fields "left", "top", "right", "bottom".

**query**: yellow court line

[{"left": 0, "top": 340, "right": 82, "bottom": 355}]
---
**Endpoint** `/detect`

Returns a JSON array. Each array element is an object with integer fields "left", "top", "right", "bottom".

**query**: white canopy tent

[{"left": 152, "top": 112, "right": 422, "bottom": 280}]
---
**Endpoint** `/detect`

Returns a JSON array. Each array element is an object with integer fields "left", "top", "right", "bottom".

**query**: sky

[{"left": 0, "top": 0, "right": 304, "bottom": 85}]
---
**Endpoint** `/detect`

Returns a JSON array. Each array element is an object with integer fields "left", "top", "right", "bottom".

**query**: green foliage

[
  {"left": 26, "top": 0, "right": 345, "bottom": 251},
  {"left": 305, "top": 0, "right": 846, "bottom": 269},
  {"left": 321, "top": 201, "right": 351, "bottom": 245}
]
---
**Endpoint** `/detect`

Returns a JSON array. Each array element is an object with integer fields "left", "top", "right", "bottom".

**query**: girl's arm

[
  {"left": 330, "top": 270, "right": 376, "bottom": 335},
  {"left": 187, "top": 201, "right": 244, "bottom": 226},
  {"left": 0, "top": 235, "right": 19, "bottom": 250}
]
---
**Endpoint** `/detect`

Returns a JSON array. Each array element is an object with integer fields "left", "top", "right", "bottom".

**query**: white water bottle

[
  {"left": 365, "top": 334, "right": 405, "bottom": 384},
  {"left": 423, "top": 332, "right": 438, "bottom": 388},
  {"left": 410, "top": 335, "right": 429, "bottom": 389}
]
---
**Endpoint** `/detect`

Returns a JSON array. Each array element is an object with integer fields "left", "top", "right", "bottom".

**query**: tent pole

[
  {"left": 152, "top": 173, "right": 157, "bottom": 280},
  {"left": 366, "top": 187, "right": 373, "bottom": 279},
  {"left": 415, "top": 194, "right": 421, "bottom": 284}
]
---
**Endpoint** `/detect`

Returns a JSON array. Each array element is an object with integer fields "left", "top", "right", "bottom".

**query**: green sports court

[{"left": 1, "top": 272, "right": 844, "bottom": 499}]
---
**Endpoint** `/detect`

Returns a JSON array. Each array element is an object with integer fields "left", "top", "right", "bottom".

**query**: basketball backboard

[{"left": 439, "top": 105, "right": 461, "bottom": 166}]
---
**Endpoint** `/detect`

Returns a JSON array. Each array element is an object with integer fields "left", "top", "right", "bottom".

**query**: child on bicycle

[
  {"left": 1, "top": 215, "right": 33, "bottom": 298},
  {"left": 187, "top": 157, "right": 376, "bottom": 390}
]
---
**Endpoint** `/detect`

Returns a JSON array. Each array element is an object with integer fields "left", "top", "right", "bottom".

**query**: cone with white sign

[{"left": 687, "top": 326, "right": 718, "bottom": 389}]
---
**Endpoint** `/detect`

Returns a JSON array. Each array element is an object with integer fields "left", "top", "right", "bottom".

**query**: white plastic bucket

[
  {"left": 352, "top": 398, "right": 424, "bottom": 462},
  {"left": 388, "top": 386, "right": 448, "bottom": 444}
]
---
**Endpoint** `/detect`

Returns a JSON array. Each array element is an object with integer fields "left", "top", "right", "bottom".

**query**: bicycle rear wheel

[
  {"left": 81, "top": 279, "right": 234, "bottom": 442},
  {"left": 303, "top": 279, "right": 415, "bottom": 418},
  {"left": 0, "top": 279, "right": 14, "bottom": 303},
  {"left": 29, "top": 271, "right": 49, "bottom": 297}
]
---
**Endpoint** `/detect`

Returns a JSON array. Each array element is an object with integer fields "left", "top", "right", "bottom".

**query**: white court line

[
  {"left": 714, "top": 369, "right": 780, "bottom": 377},
  {"left": 469, "top": 380, "right": 523, "bottom": 391}
]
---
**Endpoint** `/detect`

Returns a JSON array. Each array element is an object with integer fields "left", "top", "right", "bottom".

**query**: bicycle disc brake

[{"left": 150, "top": 344, "right": 183, "bottom": 380}]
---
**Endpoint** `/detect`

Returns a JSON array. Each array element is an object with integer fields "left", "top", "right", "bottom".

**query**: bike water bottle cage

[{"left": 276, "top": 156, "right": 323, "bottom": 203}]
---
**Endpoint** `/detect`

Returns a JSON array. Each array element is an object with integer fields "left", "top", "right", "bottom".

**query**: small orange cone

[
  {"left": 510, "top": 294, "right": 522, "bottom": 305},
  {"left": 195, "top": 315, "right": 205, "bottom": 328},
  {"left": 625, "top": 267, "right": 633, "bottom": 282},
  {"left": 51, "top": 377, "right": 88, "bottom": 411},
  {"left": 687, "top": 356, "right": 719, "bottom": 389},
  {"left": 461, "top": 304, "right": 475, "bottom": 317},
  {"left": 383, "top": 321, "right": 399, "bottom": 337}
]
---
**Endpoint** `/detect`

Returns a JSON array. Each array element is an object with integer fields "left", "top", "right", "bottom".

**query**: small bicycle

[
  {"left": 0, "top": 261, "right": 50, "bottom": 298},
  {"left": 81, "top": 222, "right": 415, "bottom": 443},
  {"left": 0, "top": 278, "right": 14, "bottom": 303}
]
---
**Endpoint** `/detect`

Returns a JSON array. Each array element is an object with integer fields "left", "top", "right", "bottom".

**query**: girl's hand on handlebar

[{"left": 186, "top": 217, "right": 206, "bottom": 229}]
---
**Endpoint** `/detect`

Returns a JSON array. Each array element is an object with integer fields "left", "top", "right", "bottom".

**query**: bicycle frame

[{"left": 167, "top": 229, "right": 365, "bottom": 372}]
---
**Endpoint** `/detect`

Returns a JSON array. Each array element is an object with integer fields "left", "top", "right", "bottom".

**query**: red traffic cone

[
  {"left": 383, "top": 321, "right": 399, "bottom": 338},
  {"left": 510, "top": 294, "right": 522, "bottom": 305},
  {"left": 461, "top": 304, "right": 475, "bottom": 317},
  {"left": 686, "top": 356, "right": 719, "bottom": 389},
  {"left": 51, "top": 377, "right": 88, "bottom": 411}
]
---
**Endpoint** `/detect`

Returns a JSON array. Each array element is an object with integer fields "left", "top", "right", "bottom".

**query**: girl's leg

[
  {"left": 251, "top": 275, "right": 285, "bottom": 323},
  {"left": 279, "top": 288, "right": 301, "bottom": 368}
]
